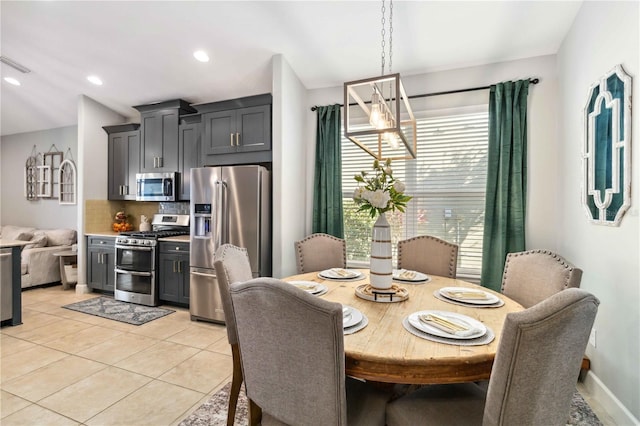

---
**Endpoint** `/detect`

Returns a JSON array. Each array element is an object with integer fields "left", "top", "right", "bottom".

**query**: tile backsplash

[{"left": 84, "top": 201, "right": 190, "bottom": 233}]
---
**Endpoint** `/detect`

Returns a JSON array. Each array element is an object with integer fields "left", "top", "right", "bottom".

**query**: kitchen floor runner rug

[
  {"left": 62, "top": 297, "right": 174, "bottom": 325},
  {"left": 179, "top": 383, "right": 599, "bottom": 426}
]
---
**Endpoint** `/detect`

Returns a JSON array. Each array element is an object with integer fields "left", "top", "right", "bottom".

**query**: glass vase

[{"left": 370, "top": 213, "right": 393, "bottom": 289}]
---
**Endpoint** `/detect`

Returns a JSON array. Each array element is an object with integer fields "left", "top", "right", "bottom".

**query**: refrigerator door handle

[{"left": 220, "top": 180, "right": 229, "bottom": 245}]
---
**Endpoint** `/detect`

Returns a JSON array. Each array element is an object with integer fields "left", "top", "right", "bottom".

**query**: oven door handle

[
  {"left": 114, "top": 245, "right": 153, "bottom": 252},
  {"left": 114, "top": 268, "right": 152, "bottom": 277}
]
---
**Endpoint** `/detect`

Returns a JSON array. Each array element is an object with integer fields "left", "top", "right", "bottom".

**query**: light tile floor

[
  {"left": 1, "top": 286, "right": 617, "bottom": 425},
  {"left": 1, "top": 286, "right": 233, "bottom": 425}
]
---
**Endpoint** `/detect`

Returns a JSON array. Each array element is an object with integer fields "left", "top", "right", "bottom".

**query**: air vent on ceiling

[{"left": 0, "top": 56, "right": 31, "bottom": 74}]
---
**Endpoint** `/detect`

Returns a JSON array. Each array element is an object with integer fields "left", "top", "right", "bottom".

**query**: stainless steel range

[{"left": 115, "top": 214, "right": 189, "bottom": 306}]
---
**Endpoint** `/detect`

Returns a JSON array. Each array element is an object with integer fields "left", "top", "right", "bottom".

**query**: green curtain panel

[
  {"left": 312, "top": 104, "right": 344, "bottom": 238},
  {"left": 481, "top": 80, "right": 530, "bottom": 291}
]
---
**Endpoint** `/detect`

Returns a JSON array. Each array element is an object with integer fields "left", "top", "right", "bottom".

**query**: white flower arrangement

[{"left": 353, "top": 159, "right": 412, "bottom": 218}]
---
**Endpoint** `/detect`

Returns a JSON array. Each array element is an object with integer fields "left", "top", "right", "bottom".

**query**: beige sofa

[{"left": 0, "top": 225, "right": 77, "bottom": 289}]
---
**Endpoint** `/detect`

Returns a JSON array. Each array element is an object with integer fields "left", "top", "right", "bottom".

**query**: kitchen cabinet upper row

[{"left": 105, "top": 94, "right": 272, "bottom": 201}]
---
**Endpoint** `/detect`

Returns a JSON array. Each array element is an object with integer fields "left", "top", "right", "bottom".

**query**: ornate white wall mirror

[{"left": 582, "top": 64, "right": 632, "bottom": 226}]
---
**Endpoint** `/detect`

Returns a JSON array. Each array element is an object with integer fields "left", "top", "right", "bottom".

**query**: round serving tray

[{"left": 355, "top": 284, "right": 409, "bottom": 303}]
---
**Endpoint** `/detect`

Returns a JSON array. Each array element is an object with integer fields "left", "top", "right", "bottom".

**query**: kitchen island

[{"left": 1, "top": 239, "right": 29, "bottom": 326}]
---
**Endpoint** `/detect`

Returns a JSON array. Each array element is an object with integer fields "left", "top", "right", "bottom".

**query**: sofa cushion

[
  {"left": 24, "top": 231, "right": 48, "bottom": 249},
  {"left": 43, "top": 228, "right": 77, "bottom": 246},
  {"left": 1, "top": 225, "right": 35, "bottom": 242}
]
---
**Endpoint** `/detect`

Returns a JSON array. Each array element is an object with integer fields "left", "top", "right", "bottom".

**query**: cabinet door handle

[
  {"left": 124, "top": 185, "right": 128, "bottom": 195},
  {"left": 236, "top": 132, "right": 240, "bottom": 146},
  {"left": 230, "top": 133, "right": 234, "bottom": 146},
  {"left": 153, "top": 157, "right": 157, "bottom": 168},
  {"left": 172, "top": 260, "right": 176, "bottom": 273},
  {"left": 158, "top": 157, "right": 163, "bottom": 168}
]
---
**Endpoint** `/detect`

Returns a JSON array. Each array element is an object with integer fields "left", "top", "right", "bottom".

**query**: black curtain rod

[{"left": 310, "top": 78, "right": 539, "bottom": 111}]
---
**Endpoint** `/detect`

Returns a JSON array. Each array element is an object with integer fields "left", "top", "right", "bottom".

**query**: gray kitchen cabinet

[
  {"left": 104, "top": 124, "right": 140, "bottom": 201},
  {"left": 196, "top": 94, "right": 272, "bottom": 166},
  {"left": 202, "top": 105, "right": 271, "bottom": 158},
  {"left": 86, "top": 236, "right": 116, "bottom": 293},
  {"left": 134, "top": 99, "right": 196, "bottom": 173},
  {"left": 158, "top": 241, "right": 190, "bottom": 306},
  {"left": 178, "top": 117, "right": 201, "bottom": 200}
]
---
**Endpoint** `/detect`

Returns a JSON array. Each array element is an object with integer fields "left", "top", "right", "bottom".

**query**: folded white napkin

[
  {"left": 442, "top": 289, "right": 489, "bottom": 300},
  {"left": 396, "top": 269, "right": 417, "bottom": 279},
  {"left": 419, "top": 313, "right": 481, "bottom": 337},
  {"left": 330, "top": 268, "right": 357, "bottom": 278}
]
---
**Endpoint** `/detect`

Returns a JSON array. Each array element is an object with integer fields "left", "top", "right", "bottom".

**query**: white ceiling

[{"left": 0, "top": 1, "right": 582, "bottom": 137}]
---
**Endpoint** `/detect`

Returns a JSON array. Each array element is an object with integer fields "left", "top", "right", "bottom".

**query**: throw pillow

[
  {"left": 24, "top": 232, "right": 48, "bottom": 249},
  {"left": 44, "top": 228, "right": 77, "bottom": 246}
]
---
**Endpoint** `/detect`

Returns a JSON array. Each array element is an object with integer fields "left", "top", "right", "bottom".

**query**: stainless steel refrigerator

[{"left": 189, "top": 165, "right": 271, "bottom": 323}]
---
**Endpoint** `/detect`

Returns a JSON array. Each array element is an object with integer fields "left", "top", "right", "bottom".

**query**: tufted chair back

[
  {"left": 397, "top": 235, "right": 459, "bottom": 278},
  {"left": 294, "top": 233, "right": 346, "bottom": 274},
  {"left": 501, "top": 249, "right": 583, "bottom": 308}
]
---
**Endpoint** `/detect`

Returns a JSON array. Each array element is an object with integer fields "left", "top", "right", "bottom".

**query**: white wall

[
  {"left": 557, "top": 1, "right": 639, "bottom": 423},
  {"left": 0, "top": 126, "right": 78, "bottom": 228},
  {"left": 271, "top": 55, "right": 308, "bottom": 277},
  {"left": 305, "top": 55, "right": 560, "bottom": 250},
  {"left": 76, "top": 95, "right": 126, "bottom": 288}
]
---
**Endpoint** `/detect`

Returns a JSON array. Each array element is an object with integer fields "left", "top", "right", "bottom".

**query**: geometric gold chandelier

[{"left": 343, "top": 0, "right": 417, "bottom": 161}]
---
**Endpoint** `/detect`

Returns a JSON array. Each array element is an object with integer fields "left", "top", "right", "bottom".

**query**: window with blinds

[{"left": 342, "top": 110, "right": 489, "bottom": 281}]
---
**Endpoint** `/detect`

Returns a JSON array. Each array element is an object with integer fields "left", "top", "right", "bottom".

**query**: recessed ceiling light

[
  {"left": 87, "top": 75, "right": 103, "bottom": 85},
  {"left": 4, "top": 77, "right": 21, "bottom": 86},
  {"left": 193, "top": 50, "right": 210, "bottom": 62}
]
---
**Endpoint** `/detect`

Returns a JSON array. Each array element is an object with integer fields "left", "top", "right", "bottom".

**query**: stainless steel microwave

[{"left": 136, "top": 172, "right": 178, "bottom": 201}]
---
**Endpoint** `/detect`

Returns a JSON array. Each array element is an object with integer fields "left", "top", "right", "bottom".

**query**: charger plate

[
  {"left": 402, "top": 317, "right": 495, "bottom": 346},
  {"left": 433, "top": 290, "right": 504, "bottom": 308},
  {"left": 344, "top": 313, "right": 369, "bottom": 335}
]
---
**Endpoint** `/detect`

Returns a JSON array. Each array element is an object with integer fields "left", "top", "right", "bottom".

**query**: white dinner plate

[
  {"left": 408, "top": 310, "right": 486, "bottom": 340},
  {"left": 319, "top": 268, "right": 363, "bottom": 280},
  {"left": 439, "top": 287, "right": 500, "bottom": 305},
  {"left": 342, "top": 305, "right": 364, "bottom": 328},
  {"left": 288, "top": 280, "right": 327, "bottom": 295},
  {"left": 392, "top": 269, "right": 430, "bottom": 282}
]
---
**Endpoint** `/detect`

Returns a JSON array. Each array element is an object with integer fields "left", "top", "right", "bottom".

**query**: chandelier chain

[
  {"left": 389, "top": 0, "right": 393, "bottom": 73},
  {"left": 381, "top": 0, "right": 386, "bottom": 75}
]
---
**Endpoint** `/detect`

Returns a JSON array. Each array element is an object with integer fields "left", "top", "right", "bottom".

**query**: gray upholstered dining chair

[
  {"left": 386, "top": 288, "right": 599, "bottom": 426},
  {"left": 213, "top": 244, "right": 254, "bottom": 426},
  {"left": 397, "top": 235, "right": 459, "bottom": 278},
  {"left": 501, "top": 249, "right": 583, "bottom": 308},
  {"left": 294, "top": 233, "right": 346, "bottom": 274},
  {"left": 229, "top": 277, "right": 389, "bottom": 426}
]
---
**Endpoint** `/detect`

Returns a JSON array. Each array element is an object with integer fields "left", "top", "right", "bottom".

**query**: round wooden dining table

[{"left": 282, "top": 269, "right": 524, "bottom": 385}]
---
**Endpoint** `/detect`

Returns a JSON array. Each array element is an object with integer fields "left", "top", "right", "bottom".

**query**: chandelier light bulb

[{"left": 369, "top": 91, "right": 382, "bottom": 127}]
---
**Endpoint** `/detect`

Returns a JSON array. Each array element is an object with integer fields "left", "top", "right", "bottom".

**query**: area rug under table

[
  {"left": 179, "top": 382, "right": 601, "bottom": 426},
  {"left": 62, "top": 296, "right": 174, "bottom": 325}
]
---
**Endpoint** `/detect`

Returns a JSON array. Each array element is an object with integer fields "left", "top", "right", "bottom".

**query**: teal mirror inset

[{"left": 583, "top": 65, "right": 632, "bottom": 226}]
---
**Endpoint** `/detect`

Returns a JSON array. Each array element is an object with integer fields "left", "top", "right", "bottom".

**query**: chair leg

[
  {"left": 227, "top": 344, "right": 243, "bottom": 426},
  {"left": 248, "top": 398, "right": 262, "bottom": 426}
]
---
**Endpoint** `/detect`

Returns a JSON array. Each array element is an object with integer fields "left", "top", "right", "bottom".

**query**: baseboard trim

[{"left": 582, "top": 371, "right": 639, "bottom": 425}]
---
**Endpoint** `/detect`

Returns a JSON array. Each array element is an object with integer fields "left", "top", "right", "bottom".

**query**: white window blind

[{"left": 342, "top": 110, "right": 488, "bottom": 280}]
